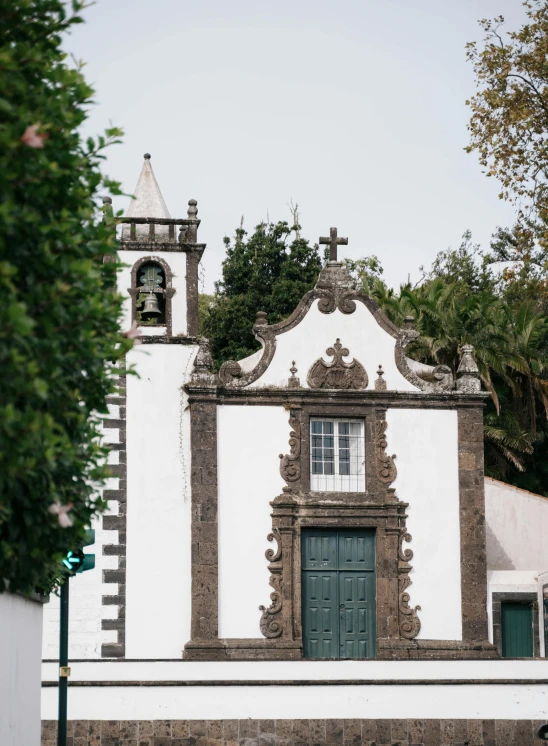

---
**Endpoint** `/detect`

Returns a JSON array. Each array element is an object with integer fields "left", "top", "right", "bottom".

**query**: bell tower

[
  {"left": 98, "top": 155, "right": 205, "bottom": 659},
  {"left": 112, "top": 152, "right": 205, "bottom": 338}
]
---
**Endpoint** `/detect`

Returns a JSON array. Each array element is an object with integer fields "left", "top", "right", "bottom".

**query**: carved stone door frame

[{"left": 260, "top": 403, "right": 421, "bottom": 658}]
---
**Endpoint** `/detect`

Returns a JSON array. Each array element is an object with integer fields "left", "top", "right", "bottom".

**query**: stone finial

[
  {"left": 102, "top": 195, "right": 113, "bottom": 225},
  {"left": 400, "top": 315, "right": 419, "bottom": 347},
  {"left": 187, "top": 199, "right": 198, "bottom": 219},
  {"left": 456, "top": 344, "right": 481, "bottom": 393},
  {"left": 143, "top": 153, "right": 151, "bottom": 159},
  {"left": 288, "top": 361, "right": 300, "bottom": 388},
  {"left": 255, "top": 311, "right": 268, "bottom": 326},
  {"left": 191, "top": 338, "right": 215, "bottom": 385},
  {"left": 375, "top": 364, "right": 387, "bottom": 391}
]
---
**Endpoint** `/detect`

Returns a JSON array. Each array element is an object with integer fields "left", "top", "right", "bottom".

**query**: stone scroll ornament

[
  {"left": 398, "top": 529, "right": 421, "bottom": 639},
  {"left": 307, "top": 339, "right": 368, "bottom": 390},
  {"left": 375, "top": 411, "right": 397, "bottom": 485},
  {"left": 259, "top": 528, "right": 284, "bottom": 639},
  {"left": 279, "top": 411, "right": 301, "bottom": 486}
]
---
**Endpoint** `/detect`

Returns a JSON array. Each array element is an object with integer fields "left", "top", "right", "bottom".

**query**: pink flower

[
  {"left": 21, "top": 124, "right": 48, "bottom": 149},
  {"left": 48, "top": 501, "right": 74, "bottom": 528},
  {"left": 124, "top": 320, "right": 142, "bottom": 345}
]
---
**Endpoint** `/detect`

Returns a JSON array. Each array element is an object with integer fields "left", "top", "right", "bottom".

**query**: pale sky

[{"left": 67, "top": 0, "right": 524, "bottom": 293}]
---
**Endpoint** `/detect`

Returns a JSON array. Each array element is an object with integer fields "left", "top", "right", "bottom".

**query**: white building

[{"left": 41, "top": 156, "right": 548, "bottom": 746}]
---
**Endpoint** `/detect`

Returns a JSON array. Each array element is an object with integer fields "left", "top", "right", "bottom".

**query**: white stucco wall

[
  {"left": 250, "top": 300, "right": 418, "bottom": 391},
  {"left": 388, "top": 408, "right": 462, "bottom": 640},
  {"left": 1, "top": 592, "right": 43, "bottom": 746},
  {"left": 125, "top": 344, "right": 196, "bottom": 658},
  {"left": 485, "top": 477, "right": 548, "bottom": 571},
  {"left": 218, "top": 406, "right": 288, "bottom": 638},
  {"left": 118, "top": 250, "right": 188, "bottom": 336}
]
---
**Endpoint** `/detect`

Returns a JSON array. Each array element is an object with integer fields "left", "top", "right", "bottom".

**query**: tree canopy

[
  {"left": 202, "top": 219, "right": 322, "bottom": 367},
  {"left": 0, "top": 0, "right": 131, "bottom": 594}
]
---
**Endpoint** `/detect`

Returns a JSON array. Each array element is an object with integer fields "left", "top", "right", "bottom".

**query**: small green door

[
  {"left": 501, "top": 602, "right": 534, "bottom": 657},
  {"left": 302, "top": 528, "right": 375, "bottom": 658}
]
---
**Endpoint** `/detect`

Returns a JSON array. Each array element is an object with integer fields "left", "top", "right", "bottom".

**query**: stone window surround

[
  {"left": 491, "top": 591, "right": 540, "bottom": 658},
  {"left": 127, "top": 255, "right": 175, "bottom": 336},
  {"left": 184, "top": 388, "right": 497, "bottom": 661}
]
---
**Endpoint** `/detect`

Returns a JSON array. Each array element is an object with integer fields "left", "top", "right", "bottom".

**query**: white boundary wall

[
  {"left": 1, "top": 592, "right": 44, "bottom": 746},
  {"left": 40, "top": 660, "right": 548, "bottom": 721}
]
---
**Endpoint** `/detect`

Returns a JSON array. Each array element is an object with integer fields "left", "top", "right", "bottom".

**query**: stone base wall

[{"left": 41, "top": 719, "right": 544, "bottom": 745}]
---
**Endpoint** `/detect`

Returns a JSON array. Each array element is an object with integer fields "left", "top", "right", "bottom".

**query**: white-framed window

[{"left": 310, "top": 418, "right": 365, "bottom": 492}]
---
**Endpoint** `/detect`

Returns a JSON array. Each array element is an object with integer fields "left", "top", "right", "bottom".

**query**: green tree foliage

[
  {"left": 466, "top": 1, "right": 548, "bottom": 305},
  {"left": 202, "top": 220, "right": 322, "bottom": 367},
  {"left": 466, "top": 1, "right": 548, "bottom": 215},
  {"left": 463, "top": 0, "right": 548, "bottom": 491},
  {"left": 0, "top": 0, "right": 132, "bottom": 594},
  {"left": 360, "top": 237, "right": 548, "bottom": 492}
]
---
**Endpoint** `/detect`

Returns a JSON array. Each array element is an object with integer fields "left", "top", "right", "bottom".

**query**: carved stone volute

[
  {"left": 315, "top": 261, "right": 357, "bottom": 314},
  {"left": 279, "top": 409, "right": 302, "bottom": 489},
  {"left": 375, "top": 408, "right": 397, "bottom": 487},
  {"left": 398, "top": 528, "right": 421, "bottom": 639},
  {"left": 259, "top": 528, "right": 284, "bottom": 639}
]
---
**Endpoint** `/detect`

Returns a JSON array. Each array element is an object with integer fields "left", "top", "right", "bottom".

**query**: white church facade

[{"left": 41, "top": 156, "right": 548, "bottom": 746}]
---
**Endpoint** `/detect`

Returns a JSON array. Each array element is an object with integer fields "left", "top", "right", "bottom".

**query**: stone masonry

[{"left": 41, "top": 718, "right": 544, "bottom": 745}]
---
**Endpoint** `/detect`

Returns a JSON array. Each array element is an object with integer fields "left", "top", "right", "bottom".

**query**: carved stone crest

[
  {"left": 259, "top": 528, "right": 284, "bottom": 639},
  {"left": 307, "top": 339, "right": 368, "bottom": 390},
  {"left": 398, "top": 529, "right": 421, "bottom": 639}
]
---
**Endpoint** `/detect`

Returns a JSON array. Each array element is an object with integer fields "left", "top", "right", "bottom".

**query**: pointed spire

[
  {"left": 123, "top": 154, "right": 170, "bottom": 240},
  {"left": 126, "top": 153, "right": 170, "bottom": 219}
]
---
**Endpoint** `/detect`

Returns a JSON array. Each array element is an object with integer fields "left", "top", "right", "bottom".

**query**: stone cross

[{"left": 319, "top": 227, "right": 348, "bottom": 261}]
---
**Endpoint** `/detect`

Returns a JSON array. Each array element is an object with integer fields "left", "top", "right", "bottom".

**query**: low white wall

[
  {"left": 118, "top": 250, "right": 188, "bottom": 336},
  {"left": 485, "top": 478, "right": 548, "bottom": 571},
  {"left": 252, "top": 301, "right": 417, "bottom": 391},
  {"left": 218, "top": 405, "right": 288, "bottom": 638},
  {"left": 40, "top": 681, "right": 548, "bottom": 721},
  {"left": 387, "top": 409, "right": 462, "bottom": 641},
  {"left": 125, "top": 344, "right": 196, "bottom": 658},
  {"left": 1, "top": 592, "right": 44, "bottom": 746}
]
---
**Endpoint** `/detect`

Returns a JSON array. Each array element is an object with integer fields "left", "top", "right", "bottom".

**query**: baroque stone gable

[{"left": 217, "top": 261, "right": 432, "bottom": 391}]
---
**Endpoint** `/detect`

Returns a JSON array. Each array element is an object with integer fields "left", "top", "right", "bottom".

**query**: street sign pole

[
  {"left": 57, "top": 577, "right": 69, "bottom": 746},
  {"left": 57, "top": 530, "right": 95, "bottom": 745}
]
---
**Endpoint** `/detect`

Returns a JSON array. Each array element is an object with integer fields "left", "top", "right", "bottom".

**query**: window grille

[{"left": 310, "top": 418, "right": 365, "bottom": 492}]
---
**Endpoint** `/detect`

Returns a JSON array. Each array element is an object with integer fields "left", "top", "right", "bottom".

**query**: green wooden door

[
  {"left": 501, "top": 602, "right": 534, "bottom": 657},
  {"left": 302, "top": 528, "right": 375, "bottom": 658}
]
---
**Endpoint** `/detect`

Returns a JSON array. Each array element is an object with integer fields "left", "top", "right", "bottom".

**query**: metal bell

[{"left": 141, "top": 292, "right": 161, "bottom": 317}]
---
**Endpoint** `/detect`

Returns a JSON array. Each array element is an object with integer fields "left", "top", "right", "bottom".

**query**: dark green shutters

[
  {"left": 302, "top": 528, "right": 375, "bottom": 659},
  {"left": 501, "top": 602, "right": 534, "bottom": 658}
]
